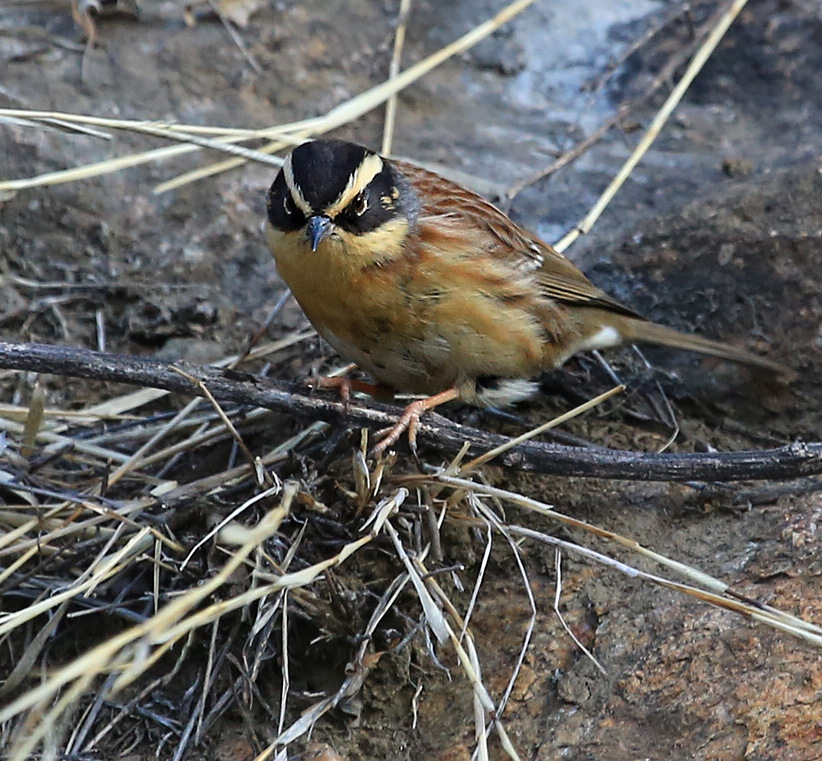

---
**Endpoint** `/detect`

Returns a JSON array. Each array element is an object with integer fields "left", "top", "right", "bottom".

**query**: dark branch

[{"left": 1, "top": 340, "right": 820, "bottom": 482}]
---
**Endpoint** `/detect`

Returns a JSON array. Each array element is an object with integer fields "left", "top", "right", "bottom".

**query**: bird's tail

[{"left": 620, "top": 318, "right": 795, "bottom": 381}]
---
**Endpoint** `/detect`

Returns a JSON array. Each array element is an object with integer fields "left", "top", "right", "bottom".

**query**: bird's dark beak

[{"left": 306, "top": 215, "right": 333, "bottom": 252}]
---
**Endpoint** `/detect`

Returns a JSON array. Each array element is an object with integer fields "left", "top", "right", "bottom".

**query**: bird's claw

[{"left": 372, "top": 400, "right": 426, "bottom": 459}]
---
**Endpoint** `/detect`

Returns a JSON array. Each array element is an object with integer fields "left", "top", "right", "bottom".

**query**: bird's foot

[
  {"left": 306, "top": 375, "right": 383, "bottom": 411},
  {"left": 373, "top": 387, "right": 460, "bottom": 459}
]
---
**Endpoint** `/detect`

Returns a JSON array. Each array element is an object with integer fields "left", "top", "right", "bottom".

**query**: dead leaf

[{"left": 218, "top": 0, "right": 264, "bottom": 27}]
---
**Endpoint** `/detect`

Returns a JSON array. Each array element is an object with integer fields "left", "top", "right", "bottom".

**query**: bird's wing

[{"left": 398, "top": 160, "right": 644, "bottom": 319}]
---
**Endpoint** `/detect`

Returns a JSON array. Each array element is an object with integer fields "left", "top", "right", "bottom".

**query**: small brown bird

[{"left": 266, "top": 139, "right": 789, "bottom": 455}]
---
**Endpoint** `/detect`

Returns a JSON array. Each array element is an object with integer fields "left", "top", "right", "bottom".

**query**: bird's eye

[
  {"left": 283, "top": 194, "right": 296, "bottom": 216},
  {"left": 352, "top": 192, "right": 368, "bottom": 217}
]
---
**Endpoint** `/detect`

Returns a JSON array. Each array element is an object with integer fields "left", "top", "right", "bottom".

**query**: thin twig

[
  {"left": 207, "top": 0, "right": 263, "bottom": 74},
  {"left": 0, "top": 340, "right": 818, "bottom": 481}
]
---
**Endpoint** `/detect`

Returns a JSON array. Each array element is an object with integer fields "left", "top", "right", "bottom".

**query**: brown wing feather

[{"left": 394, "top": 160, "right": 645, "bottom": 320}]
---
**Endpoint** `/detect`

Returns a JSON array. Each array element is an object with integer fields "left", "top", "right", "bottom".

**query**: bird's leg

[
  {"left": 307, "top": 376, "right": 394, "bottom": 411},
  {"left": 373, "top": 387, "right": 461, "bottom": 459}
]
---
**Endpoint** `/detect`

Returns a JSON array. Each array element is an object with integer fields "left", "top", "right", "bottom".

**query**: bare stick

[{"left": 0, "top": 340, "right": 819, "bottom": 482}]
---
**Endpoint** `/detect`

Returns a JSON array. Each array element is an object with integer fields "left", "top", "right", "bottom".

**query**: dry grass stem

[
  {"left": 467, "top": 492, "right": 538, "bottom": 726},
  {"left": 553, "top": 550, "right": 607, "bottom": 674},
  {"left": 432, "top": 475, "right": 822, "bottom": 647},
  {"left": 460, "top": 384, "right": 624, "bottom": 473},
  {"left": 0, "top": 0, "right": 537, "bottom": 194},
  {"left": 1, "top": 488, "right": 296, "bottom": 759},
  {"left": 381, "top": 0, "right": 413, "bottom": 156},
  {"left": 554, "top": 0, "right": 749, "bottom": 252},
  {"left": 414, "top": 554, "right": 522, "bottom": 761}
]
